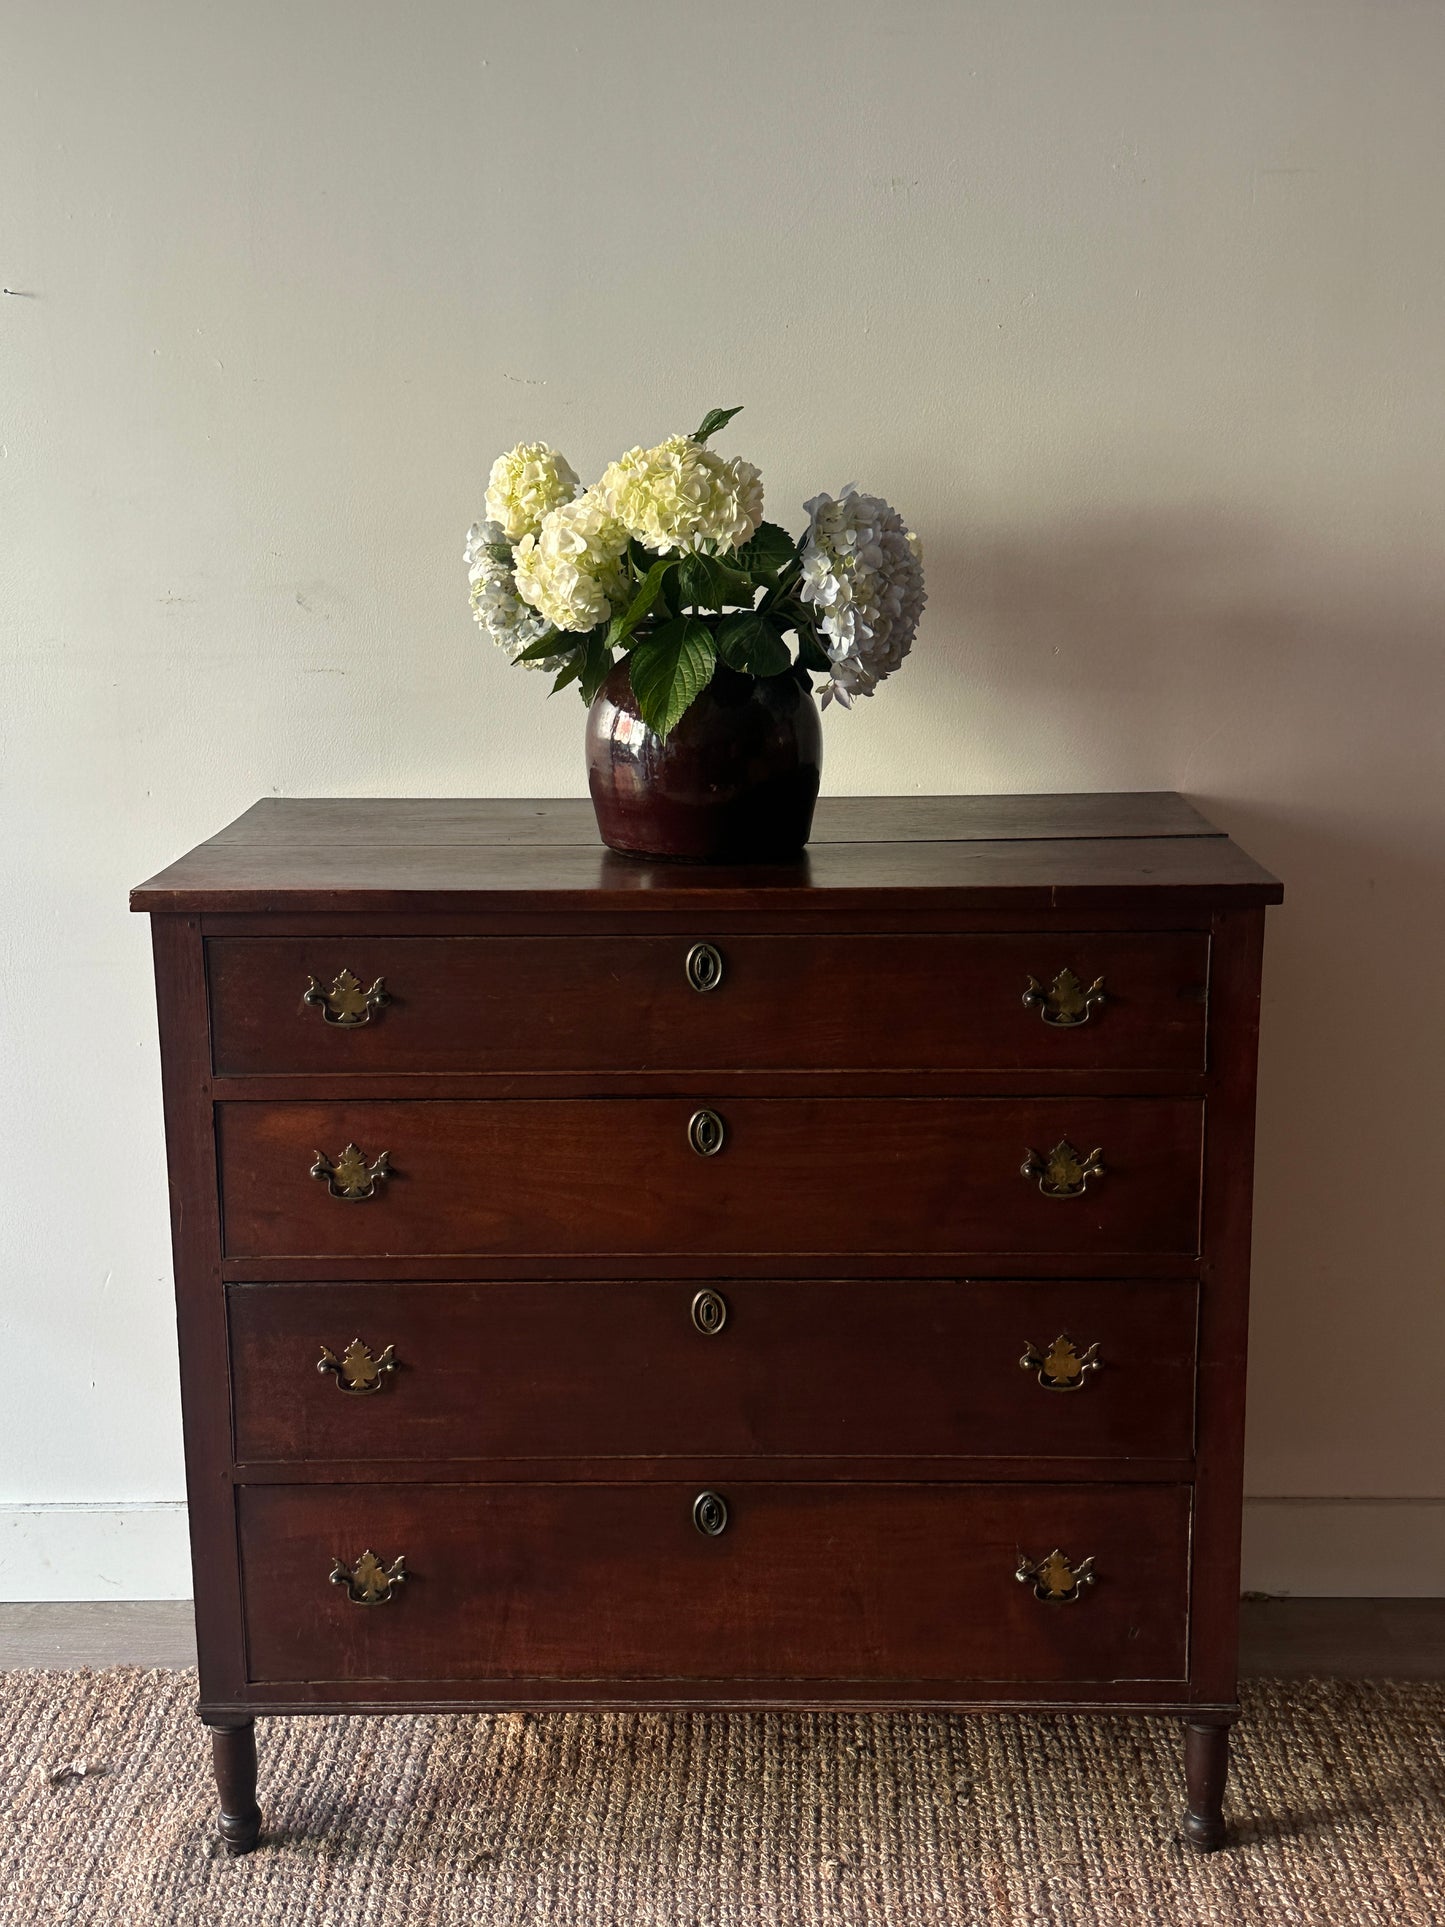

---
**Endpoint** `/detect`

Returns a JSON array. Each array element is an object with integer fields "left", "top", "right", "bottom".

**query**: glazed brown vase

[{"left": 586, "top": 659, "right": 823, "bottom": 861}]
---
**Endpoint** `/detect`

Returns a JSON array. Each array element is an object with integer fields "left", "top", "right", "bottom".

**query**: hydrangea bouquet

[{"left": 465, "top": 407, "right": 925, "bottom": 741}]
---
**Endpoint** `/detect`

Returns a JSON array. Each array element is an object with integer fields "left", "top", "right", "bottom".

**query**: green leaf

[
  {"left": 731, "top": 520, "right": 796, "bottom": 578},
  {"left": 716, "top": 611, "right": 792, "bottom": 678},
  {"left": 610, "top": 557, "right": 676, "bottom": 647},
  {"left": 550, "top": 653, "right": 583, "bottom": 695},
  {"left": 797, "top": 629, "right": 831, "bottom": 674},
  {"left": 624, "top": 540, "right": 676, "bottom": 620},
  {"left": 678, "top": 553, "right": 712, "bottom": 612},
  {"left": 513, "top": 626, "right": 565, "bottom": 664},
  {"left": 679, "top": 550, "right": 753, "bottom": 613},
  {"left": 579, "top": 630, "right": 614, "bottom": 704},
  {"left": 692, "top": 405, "right": 744, "bottom": 446},
  {"left": 628, "top": 617, "right": 717, "bottom": 739}
]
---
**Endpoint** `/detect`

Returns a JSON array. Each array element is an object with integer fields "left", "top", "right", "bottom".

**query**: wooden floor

[
  {"left": 0, "top": 1597, "right": 1442, "bottom": 1675},
  {"left": 0, "top": 1602, "right": 200, "bottom": 1669}
]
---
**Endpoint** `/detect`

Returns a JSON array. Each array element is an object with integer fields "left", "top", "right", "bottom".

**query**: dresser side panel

[
  {"left": 1190, "top": 906, "right": 1268, "bottom": 1708},
  {"left": 150, "top": 914, "right": 246, "bottom": 1707}
]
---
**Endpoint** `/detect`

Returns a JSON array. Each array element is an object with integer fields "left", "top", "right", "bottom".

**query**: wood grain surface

[
  {"left": 208, "top": 931, "right": 1209, "bottom": 1077},
  {"left": 204, "top": 793, "right": 1223, "bottom": 847},
  {"left": 238, "top": 1479, "right": 1192, "bottom": 1684},
  {"left": 132, "top": 795, "right": 1282, "bottom": 914},
  {"left": 227, "top": 1277, "right": 1199, "bottom": 1466},
  {"left": 216, "top": 1096, "right": 1204, "bottom": 1261}
]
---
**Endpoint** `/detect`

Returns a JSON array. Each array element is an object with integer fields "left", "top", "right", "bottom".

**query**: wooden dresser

[{"left": 132, "top": 793, "right": 1280, "bottom": 1856}]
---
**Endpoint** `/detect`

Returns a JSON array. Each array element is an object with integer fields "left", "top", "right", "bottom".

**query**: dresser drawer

[
  {"left": 228, "top": 1279, "right": 1197, "bottom": 1464},
  {"left": 238, "top": 1480, "right": 1191, "bottom": 1683},
  {"left": 217, "top": 1098, "right": 1203, "bottom": 1260},
  {"left": 207, "top": 933, "right": 1208, "bottom": 1076}
]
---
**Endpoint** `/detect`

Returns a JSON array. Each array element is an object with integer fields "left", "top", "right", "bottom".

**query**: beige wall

[{"left": 3, "top": 1, "right": 1442, "bottom": 1595}]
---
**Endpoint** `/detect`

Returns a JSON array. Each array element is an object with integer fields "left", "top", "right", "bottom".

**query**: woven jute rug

[{"left": 1, "top": 1671, "right": 1441, "bottom": 1925}]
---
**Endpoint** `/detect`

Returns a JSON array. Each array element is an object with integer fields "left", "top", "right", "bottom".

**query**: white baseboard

[
  {"left": 1240, "top": 1497, "right": 1445, "bottom": 1598},
  {"left": 1, "top": 1497, "right": 1441, "bottom": 1602},
  {"left": 0, "top": 1503, "right": 192, "bottom": 1601}
]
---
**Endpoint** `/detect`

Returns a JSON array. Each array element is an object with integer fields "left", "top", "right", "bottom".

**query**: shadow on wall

[{"left": 920, "top": 505, "right": 1445, "bottom": 1493}]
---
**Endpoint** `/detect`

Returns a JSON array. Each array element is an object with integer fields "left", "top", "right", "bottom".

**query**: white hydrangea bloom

[
  {"left": 598, "top": 435, "right": 763, "bottom": 555},
  {"left": 484, "top": 441, "right": 581, "bottom": 543},
  {"left": 798, "top": 487, "right": 926, "bottom": 708},
  {"left": 464, "top": 520, "right": 565, "bottom": 670},
  {"left": 513, "top": 491, "right": 629, "bottom": 634}
]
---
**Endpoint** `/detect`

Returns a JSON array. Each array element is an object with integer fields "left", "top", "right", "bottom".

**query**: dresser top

[{"left": 131, "top": 793, "right": 1281, "bottom": 915}]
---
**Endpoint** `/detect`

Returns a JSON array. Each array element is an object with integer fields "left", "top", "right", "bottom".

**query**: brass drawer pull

[
  {"left": 693, "top": 1490, "right": 729, "bottom": 1536},
  {"left": 1020, "top": 1334, "right": 1101, "bottom": 1391},
  {"left": 691, "top": 1289, "right": 728, "bottom": 1336},
  {"left": 330, "top": 1549, "right": 406, "bottom": 1605},
  {"left": 1023, "top": 968, "right": 1105, "bottom": 1027},
  {"left": 311, "top": 1144, "right": 391, "bottom": 1201},
  {"left": 318, "top": 1339, "right": 397, "bottom": 1394},
  {"left": 1017, "top": 1549, "right": 1096, "bottom": 1602},
  {"left": 1021, "top": 1138, "right": 1105, "bottom": 1199},
  {"left": 303, "top": 968, "right": 389, "bottom": 1026},
  {"left": 685, "top": 942, "right": 725, "bottom": 993},
  {"left": 687, "top": 1108, "right": 726, "bottom": 1157}
]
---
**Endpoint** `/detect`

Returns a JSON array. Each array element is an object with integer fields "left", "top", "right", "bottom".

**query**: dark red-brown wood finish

[
  {"left": 227, "top": 1277, "right": 1200, "bottom": 1465},
  {"left": 207, "top": 931, "right": 1210, "bottom": 1076},
  {"left": 135, "top": 795, "right": 1280, "bottom": 1857},
  {"left": 238, "top": 1481, "right": 1193, "bottom": 1685},
  {"left": 215, "top": 1096, "right": 1205, "bottom": 1261}
]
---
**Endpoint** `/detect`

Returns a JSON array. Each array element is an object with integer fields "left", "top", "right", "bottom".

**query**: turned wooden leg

[
  {"left": 1181, "top": 1719, "right": 1232, "bottom": 1852},
  {"left": 206, "top": 1719, "right": 262, "bottom": 1855}
]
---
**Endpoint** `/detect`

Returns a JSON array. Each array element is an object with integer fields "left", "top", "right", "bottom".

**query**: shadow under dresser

[{"left": 131, "top": 792, "right": 1282, "bottom": 1855}]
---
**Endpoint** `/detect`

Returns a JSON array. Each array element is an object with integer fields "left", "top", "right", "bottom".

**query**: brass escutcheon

[
  {"left": 303, "top": 968, "right": 389, "bottom": 1026},
  {"left": 693, "top": 1491, "right": 729, "bottom": 1536},
  {"left": 1023, "top": 968, "right": 1106, "bottom": 1028},
  {"left": 685, "top": 942, "right": 725, "bottom": 993},
  {"left": 1016, "top": 1549, "right": 1096, "bottom": 1602},
  {"left": 318, "top": 1338, "right": 397, "bottom": 1394},
  {"left": 1020, "top": 1139, "right": 1106, "bottom": 1199},
  {"left": 311, "top": 1144, "right": 391, "bottom": 1201},
  {"left": 687, "top": 1108, "right": 726, "bottom": 1157},
  {"left": 1020, "top": 1334, "right": 1101, "bottom": 1391},
  {"left": 329, "top": 1549, "right": 406, "bottom": 1605},
  {"left": 691, "top": 1289, "right": 728, "bottom": 1336}
]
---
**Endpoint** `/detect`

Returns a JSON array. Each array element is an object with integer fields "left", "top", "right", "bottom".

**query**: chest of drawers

[{"left": 132, "top": 792, "right": 1280, "bottom": 1857}]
